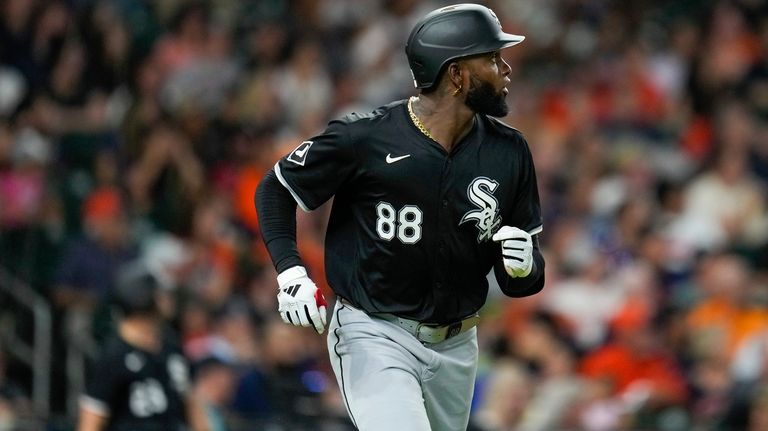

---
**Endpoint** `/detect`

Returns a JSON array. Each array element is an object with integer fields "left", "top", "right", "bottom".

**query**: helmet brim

[
  {"left": 465, "top": 33, "right": 525, "bottom": 59},
  {"left": 454, "top": 33, "right": 525, "bottom": 62},
  {"left": 497, "top": 33, "right": 525, "bottom": 49}
]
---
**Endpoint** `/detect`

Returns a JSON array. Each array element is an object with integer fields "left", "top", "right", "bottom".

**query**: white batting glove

[
  {"left": 492, "top": 226, "right": 534, "bottom": 278},
  {"left": 276, "top": 266, "right": 328, "bottom": 334}
]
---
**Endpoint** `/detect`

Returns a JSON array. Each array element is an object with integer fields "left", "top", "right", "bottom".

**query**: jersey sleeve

[
  {"left": 274, "top": 119, "right": 356, "bottom": 211},
  {"left": 80, "top": 353, "right": 124, "bottom": 416},
  {"left": 508, "top": 136, "right": 543, "bottom": 235}
]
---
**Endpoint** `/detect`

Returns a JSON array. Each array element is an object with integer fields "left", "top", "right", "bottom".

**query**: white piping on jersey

[
  {"left": 528, "top": 225, "right": 543, "bottom": 236},
  {"left": 274, "top": 162, "right": 311, "bottom": 212},
  {"left": 79, "top": 394, "right": 111, "bottom": 416}
]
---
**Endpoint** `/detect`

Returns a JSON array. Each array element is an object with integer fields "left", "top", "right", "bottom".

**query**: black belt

[{"left": 339, "top": 299, "right": 479, "bottom": 344}]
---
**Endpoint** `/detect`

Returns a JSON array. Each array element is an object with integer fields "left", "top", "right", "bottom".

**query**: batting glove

[
  {"left": 492, "top": 226, "right": 534, "bottom": 278},
  {"left": 277, "top": 266, "right": 328, "bottom": 334}
]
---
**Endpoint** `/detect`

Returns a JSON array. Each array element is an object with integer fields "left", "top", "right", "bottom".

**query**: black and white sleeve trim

[
  {"left": 528, "top": 225, "right": 543, "bottom": 236},
  {"left": 274, "top": 162, "right": 310, "bottom": 212}
]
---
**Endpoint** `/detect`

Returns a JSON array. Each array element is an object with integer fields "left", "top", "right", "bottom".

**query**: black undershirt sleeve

[
  {"left": 493, "top": 235, "right": 545, "bottom": 297},
  {"left": 255, "top": 169, "right": 303, "bottom": 273}
]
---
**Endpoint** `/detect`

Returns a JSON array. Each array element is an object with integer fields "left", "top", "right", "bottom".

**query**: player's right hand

[{"left": 276, "top": 266, "right": 328, "bottom": 334}]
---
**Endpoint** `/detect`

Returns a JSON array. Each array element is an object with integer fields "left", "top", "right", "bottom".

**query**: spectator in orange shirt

[
  {"left": 581, "top": 304, "right": 688, "bottom": 411},
  {"left": 686, "top": 253, "right": 768, "bottom": 361}
]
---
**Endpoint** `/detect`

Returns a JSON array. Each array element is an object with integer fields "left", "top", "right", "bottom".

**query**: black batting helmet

[
  {"left": 405, "top": 3, "right": 524, "bottom": 89},
  {"left": 111, "top": 263, "right": 160, "bottom": 317}
]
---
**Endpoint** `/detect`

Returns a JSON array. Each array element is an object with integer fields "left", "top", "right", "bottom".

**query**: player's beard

[{"left": 464, "top": 75, "right": 509, "bottom": 117}]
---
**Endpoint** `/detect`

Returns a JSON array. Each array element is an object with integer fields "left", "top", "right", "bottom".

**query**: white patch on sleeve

[{"left": 287, "top": 140, "right": 313, "bottom": 166}]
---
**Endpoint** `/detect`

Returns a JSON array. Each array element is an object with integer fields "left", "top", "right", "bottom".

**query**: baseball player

[
  {"left": 255, "top": 4, "right": 544, "bottom": 430},
  {"left": 77, "top": 264, "right": 208, "bottom": 431}
]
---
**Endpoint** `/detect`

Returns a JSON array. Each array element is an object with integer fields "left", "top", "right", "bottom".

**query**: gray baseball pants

[{"left": 327, "top": 300, "right": 479, "bottom": 431}]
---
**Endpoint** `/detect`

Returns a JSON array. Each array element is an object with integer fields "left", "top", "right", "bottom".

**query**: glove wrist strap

[{"left": 277, "top": 265, "right": 307, "bottom": 287}]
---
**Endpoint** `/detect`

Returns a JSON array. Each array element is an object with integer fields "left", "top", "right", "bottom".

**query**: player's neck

[
  {"left": 412, "top": 93, "right": 475, "bottom": 153},
  {"left": 120, "top": 317, "right": 162, "bottom": 353}
]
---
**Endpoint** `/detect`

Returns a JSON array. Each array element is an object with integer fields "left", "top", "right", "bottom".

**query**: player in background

[
  {"left": 77, "top": 264, "right": 209, "bottom": 431},
  {"left": 256, "top": 4, "right": 544, "bottom": 430}
]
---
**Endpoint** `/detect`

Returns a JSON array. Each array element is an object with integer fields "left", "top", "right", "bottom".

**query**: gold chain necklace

[{"left": 407, "top": 96, "right": 437, "bottom": 142}]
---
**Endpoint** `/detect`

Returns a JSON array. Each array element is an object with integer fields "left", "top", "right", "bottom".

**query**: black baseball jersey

[
  {"left": 276, "top": 100, "right": 542, "bottom": 323},
  {"left": 80, "top": 335, "right": 190, "bottom": 431}
]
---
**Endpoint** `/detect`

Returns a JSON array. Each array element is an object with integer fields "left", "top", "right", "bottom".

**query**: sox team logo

[{"left": 460, "top": 177, "right": 502, "bottom": 242}]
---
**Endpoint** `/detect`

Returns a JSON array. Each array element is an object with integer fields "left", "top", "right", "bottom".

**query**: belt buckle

[
  {"left": 415, "top": 321, "right": 462, "bottom": 344},
  {"left": 415, "top": 322, "right": 440, "bottom": 344},
  {"left": 414, "top": 322, "right": 428, "bottom": 342}
]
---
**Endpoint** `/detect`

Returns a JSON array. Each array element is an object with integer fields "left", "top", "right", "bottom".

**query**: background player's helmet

[
  {"left": 111, "top": 263, "right": 161, "bottom": 317},
  {"left": 405, "top": 4, "right": 525, "bottom": 89}
]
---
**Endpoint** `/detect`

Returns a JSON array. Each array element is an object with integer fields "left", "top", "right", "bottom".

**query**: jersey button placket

[
  {"left": 436, "top": 157, "right": 452, "bottom": 291},
  {"left": 441, "top": 158, "right": 451, "bottom": 247}
]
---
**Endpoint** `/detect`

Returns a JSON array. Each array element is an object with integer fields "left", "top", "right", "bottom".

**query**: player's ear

[{"left": 447, "top": 62, "right": 463, "bottom": 95}]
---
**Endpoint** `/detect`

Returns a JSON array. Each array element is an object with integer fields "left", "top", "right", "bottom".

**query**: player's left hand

[
  {"left": 276, "top": 266, "right": 328, "bottom": 334},
  {"left": 492, "top": 226, "right": 534, "bottom": 278}
]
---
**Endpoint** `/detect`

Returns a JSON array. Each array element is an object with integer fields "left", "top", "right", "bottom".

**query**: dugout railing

[{"left": 0, "top": 265, "right": 52, "bottom": 420}]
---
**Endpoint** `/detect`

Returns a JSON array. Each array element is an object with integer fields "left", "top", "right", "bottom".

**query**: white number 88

[{"left": 375, "top": 202, "right": 422, "bottom": 244}]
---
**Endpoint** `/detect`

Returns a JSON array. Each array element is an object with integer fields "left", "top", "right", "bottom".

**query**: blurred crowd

[{"left": 0, "top": 0, "right": 767, "bottom": 430}]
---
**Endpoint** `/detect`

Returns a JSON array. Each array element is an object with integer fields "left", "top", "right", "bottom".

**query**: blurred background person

[
  {"left": 190, "top": 356, "right": 237, "bottom": 431},
  {"left": 77, "top": 263, "right": 208, "bottom": 431}
]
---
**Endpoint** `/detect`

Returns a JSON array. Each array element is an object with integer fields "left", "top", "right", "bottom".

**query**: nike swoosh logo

[{"left": 386, "top": 154, "right": 411, "bottom": 164}]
